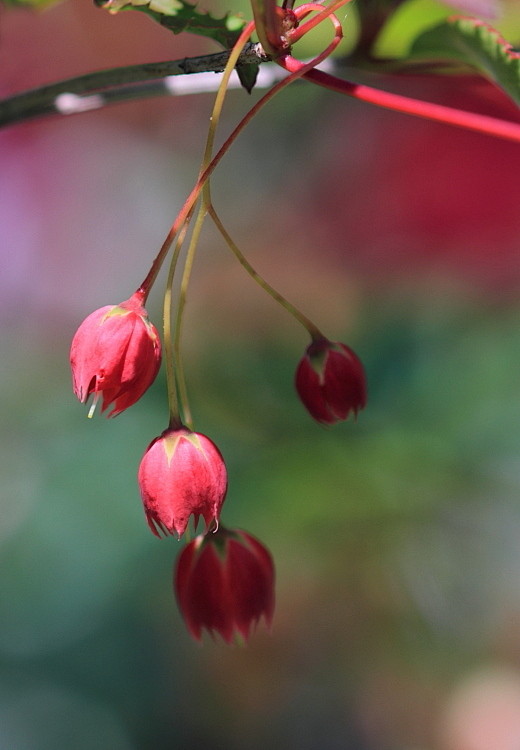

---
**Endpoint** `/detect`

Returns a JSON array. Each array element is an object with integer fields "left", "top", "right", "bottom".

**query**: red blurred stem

[{"left": 279, "top": 56, "right": 520, "bottom": 143}]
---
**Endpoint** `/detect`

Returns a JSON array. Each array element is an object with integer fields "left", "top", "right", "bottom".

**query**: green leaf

[
  {"left": 372, "top": 0, "right": 454, "bottom": 59},
  {"left": 355, "top": 0, "right": 410, "bottom": 55},
  {"left": 236, "top": 62, "right": 259, "bottom": 94},
  {"left": 406, "top": 17, "right": 520, "bottom": 105},
  {"left": 96, "top": 0, "right": 246, "bottom": 50}
]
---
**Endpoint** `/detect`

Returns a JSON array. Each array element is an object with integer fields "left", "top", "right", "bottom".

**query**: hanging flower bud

[
  {"left": 138, "top": 427, "right": 227, "bottom": 538},
  {"left": 295, "top": 337, "right": 367, "bottom": 424},
  {"left": 174, "top": 527, "right": 275, "bottom": 643},
  {"left": 70, "top": 290, "right": 161, "bottom": 418}
]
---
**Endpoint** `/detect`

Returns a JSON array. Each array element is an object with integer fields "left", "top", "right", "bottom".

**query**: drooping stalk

[
  {"left": 172, "top": 201, "right": 207, "bottom": 430},
  {"left": 169, "top": 21, "right": 258, "bottom": 426},
  {"left": 208, "top": 205, "right": 323, "bottom": 339},
  {"left": 164, "top": 217, "right": 192, "bottom": 429},
  {"left": 196, "top": 8, "right": 344, "bottom": 340},
  {"left": 138, "top": 21, "right": 257, "bottom": 303},
  {"left": 197, "top": 5, "right": 344, "bottom": 339}
]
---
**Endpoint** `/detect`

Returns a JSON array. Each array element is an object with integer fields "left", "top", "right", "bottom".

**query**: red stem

[{"left": 279, "top": 57, "right": 520, "bottom": 143}]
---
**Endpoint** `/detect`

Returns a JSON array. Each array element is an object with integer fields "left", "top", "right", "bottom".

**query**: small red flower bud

[
  {"left": 295, "top": 337, "right": 367, "bottom": 424},
  {"left": 174, "top": 527, "right": 275, "bottom": 643},
  {"left": 138, "top": 427, "right": 228, "bottom": 538},
  {"left": 70, "top": 291, "right": 161, "bottom": 418}
]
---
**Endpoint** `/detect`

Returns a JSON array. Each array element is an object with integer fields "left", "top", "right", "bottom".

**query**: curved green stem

[
  {"left": 164, "top": 217, "right": 193, "bottom": 429},
  {"left": 166, "top": 21, "right": 258, "bottom": 427},
  {"left": 138, "top": 21, "right": 257, "bottom": 303},
  {"left": 172, "top": 200, "right": 208, "bottom": 431},
  {"left": 199, "top": 10, "right": 343, "bottom": 340},
  {"left": 141, "top": 10, "right": 342, "bottom": 305},
  {"left": 208, "top": 205, "right": 323, "bottom": 339}
]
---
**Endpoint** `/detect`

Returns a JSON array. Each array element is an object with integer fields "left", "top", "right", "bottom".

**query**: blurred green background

[{"left": 1, "top": 1, "right": 520, "bottom": 748}]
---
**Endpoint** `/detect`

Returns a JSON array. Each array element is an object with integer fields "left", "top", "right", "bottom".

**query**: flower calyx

[
  {"left": 138, "top": 426, "right": 228, "bottom": 539},
  {"left": 70, "top": 290, "right": 161, "bottom": 418},
  {"left": 295, "top": 336, "right": 367, "bottom": 424}
]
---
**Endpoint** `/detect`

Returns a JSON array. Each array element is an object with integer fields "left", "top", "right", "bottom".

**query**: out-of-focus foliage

[
  {"left": 2, "top": 292, "right": 520, "bottom": 749},
  {"left": 1, "top": 0, "right": 520, "bottom": 748},
  {"left": 407, "top": 18, "right": 520, "bottom": 105},
  {"left": 374, "top": 0, "right": 519, "bottom": 56}
]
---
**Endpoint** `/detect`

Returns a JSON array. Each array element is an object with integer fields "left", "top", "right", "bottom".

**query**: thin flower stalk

[
  {"left": 166, "top": 10, "right": 343, "bottom": 425},
  {"left": 199, "top": 5, "right": 343, "bottom": 337},
  {"left": 172, "top": 199, "right": 207, "bottom": 430},
  {"left": 138, "top": 10, "right": 344, "bottom": 305},
  {"left": 163, "top": 215, "right": 193, "bottom": 429},
  {"left": 137, "top": 20, "right": 257, "bottom": 304},
  {"left": 208, "top": 205, "right": 323, "bottom": 339},
  {"left": 169, "top": 22, "right": 259, "bottom": 427}
]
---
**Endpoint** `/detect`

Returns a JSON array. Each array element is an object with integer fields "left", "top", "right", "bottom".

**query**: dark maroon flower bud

[
  {"left": 174, "top": 527, "right": 275, "bottom": 643},
  {"left": 70, "top": 290, "right": 161, "bottom": 418},
  {"left": 295, "top": 337, "right": 367, "bottom": 424},
  {"left": 138, "top": 427, "right": 228, "bottom": 538}
]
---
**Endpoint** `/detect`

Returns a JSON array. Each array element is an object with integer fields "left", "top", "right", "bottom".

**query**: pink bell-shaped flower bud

[
  {"left": 70, "top": 290, "right": 161, "bottom": 418},
  {"left": 295, "top": 337, "right": 367, "bottom": 424},
  {"left": 174, "top": 526, "right": 275, "bottom": 643},
  {"left": 138, "top": 427, "right": 228, "bottom": 538}
]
